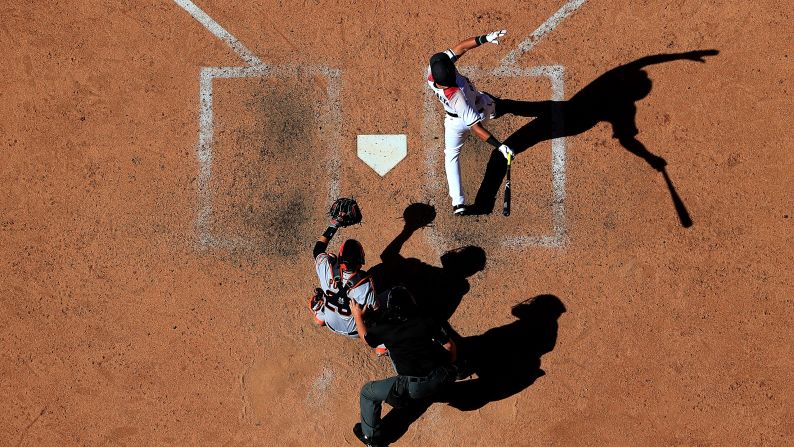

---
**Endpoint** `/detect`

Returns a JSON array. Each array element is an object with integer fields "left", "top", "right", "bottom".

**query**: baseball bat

[
  {"left": 661, "top": 168, "right": 692, "bottom": 228},
  {"left": 502, "top": 154, "right": 512, "bottom": 216}
]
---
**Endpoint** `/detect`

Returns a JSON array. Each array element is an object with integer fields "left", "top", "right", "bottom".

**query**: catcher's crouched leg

[{"left": 308, "top": 288, "right": 325, "bottom": 327}]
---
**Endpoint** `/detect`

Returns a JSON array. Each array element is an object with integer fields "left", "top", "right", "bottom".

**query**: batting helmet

[
  {"left": 338, "top": 239, "right": 365, "bottom": 270},
  {"left": 430, "top": 52, "right": 457, "bottom": 87}
]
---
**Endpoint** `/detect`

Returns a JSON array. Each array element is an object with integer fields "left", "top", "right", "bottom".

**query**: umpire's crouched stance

[{"left": 350, "top": 287, "right": 457, "bottom": 447}]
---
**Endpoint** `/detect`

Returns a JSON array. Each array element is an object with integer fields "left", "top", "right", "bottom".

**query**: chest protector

[{"left": 327, "top": 254, "right": 369, "bottom": 307}]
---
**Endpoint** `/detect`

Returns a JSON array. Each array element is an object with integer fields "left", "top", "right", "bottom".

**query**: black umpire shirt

[{"left": 364, "top": 316, "right": 451, "bottom": 377}]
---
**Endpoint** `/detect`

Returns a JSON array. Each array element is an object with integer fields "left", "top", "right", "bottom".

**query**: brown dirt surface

[{"left": 2, "top": 1, "right": 792, "bottom": 446}]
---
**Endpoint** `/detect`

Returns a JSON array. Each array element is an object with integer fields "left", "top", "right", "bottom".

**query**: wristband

[
  {"left": 475, "top": 35, "right": 487, "bottom": 46},
  {"left": 322, "top": 225, "right": 338, "bottom": 239},
  {"left": 486, "top": 135, "right": 501, "bottom": 148}
]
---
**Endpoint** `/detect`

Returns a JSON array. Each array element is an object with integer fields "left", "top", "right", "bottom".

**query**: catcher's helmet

[
  {"left": 430, "top": 52, "right": 456, "bottom": 87},
  {"left": 339, "top": 239, "right": 365, "bottom": 270}
]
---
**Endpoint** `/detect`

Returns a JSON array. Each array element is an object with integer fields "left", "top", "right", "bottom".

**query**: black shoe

[
  {"left": 353, "top": 423, "right": 386, "bottom": 447},
  {"left": 453, "top": 204, "right": 468, "bottom": 216}
]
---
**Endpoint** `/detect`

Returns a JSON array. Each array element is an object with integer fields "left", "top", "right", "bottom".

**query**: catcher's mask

[
  {"left": 384, "top": 286, "right": 417, "bottom": 321},
  {"left": 430, "top": 52, "right": 456, "bottom": 87},
  {"left": 339, "top": 239, "right": 365, "bottom": 270}
]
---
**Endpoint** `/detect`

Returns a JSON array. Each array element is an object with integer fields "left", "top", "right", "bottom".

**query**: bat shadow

[
  {"left": 377, "top": 294, "right": 566, "bottom": 444},
  {"left": 368, "top": 203, "right": 486, "bottom": 323},
  {"left": 470, "top": 49, "right": 719, "bottom": 227}
]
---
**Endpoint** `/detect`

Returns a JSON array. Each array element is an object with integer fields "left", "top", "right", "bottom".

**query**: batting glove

[
  {"left": 498, "top": 144, "right": 515, "bottom": 160},
  {"left": 485, "top": 29, "right": 507, "bottom": 45}
]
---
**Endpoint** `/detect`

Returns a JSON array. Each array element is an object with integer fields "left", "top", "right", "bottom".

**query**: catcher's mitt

[{"left": 329, "top": 198, "right": 362, "bottom": 227}]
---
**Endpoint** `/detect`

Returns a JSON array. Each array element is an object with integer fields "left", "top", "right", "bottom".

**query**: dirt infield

[{"left": 2, "top": 0, "right": 792, "bottom": 445}]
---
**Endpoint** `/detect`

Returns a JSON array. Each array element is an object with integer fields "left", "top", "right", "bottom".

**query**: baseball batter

[
  {"left": 427, "top": 29, "right": 515, "bottom": 215},
  {"left": 309, "top": 199, "right": 380, "bottom": 340}
]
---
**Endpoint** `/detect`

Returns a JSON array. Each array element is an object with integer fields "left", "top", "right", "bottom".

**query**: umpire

[{"left": 350, "top": 286, "right": 457, "bottom": 447}]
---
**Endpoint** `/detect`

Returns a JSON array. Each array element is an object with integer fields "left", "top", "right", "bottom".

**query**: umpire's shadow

[
  {"left": 443, "top": 294, "right": 566, "bottom": 411},
  {"left": 368, "top": 203, "right": 486, "bottom": 322},
  {"left": 473, "top": 50, "right": 719, "bottom": 226},
  {"left": 377, "top": 294, "right": 566, "bottom": 443}
]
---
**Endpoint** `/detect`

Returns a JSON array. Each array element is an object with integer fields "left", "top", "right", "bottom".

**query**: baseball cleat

[
  {"left": 374, "top": 345, "right": 389, "bottom": 357},
  {"left": 452, "top": 204, "right": 468, "bottom": 216},
  {"left": 311, "top": 313, "right": 325, "bottom": 327},
  {"left": 353, "top": 423, "right": 385, "bottom": 447}
]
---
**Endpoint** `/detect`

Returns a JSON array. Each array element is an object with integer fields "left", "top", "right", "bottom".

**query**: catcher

[{"left": 309, "top": 199, "right": 384, "bottom": 352}]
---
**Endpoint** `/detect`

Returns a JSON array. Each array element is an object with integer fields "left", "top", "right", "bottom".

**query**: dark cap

[
  {"left": 430, "top": 52, "right": 456, "bottom": 87},
  {"left": 384, "top": 286, "right": 417, "bottom": 321}
]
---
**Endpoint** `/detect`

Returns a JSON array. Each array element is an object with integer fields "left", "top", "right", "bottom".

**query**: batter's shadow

[
  {"left": 378, "top": 294, "right": 566, "bottom": 444},
  {"left": 368, "top": 203, "right": 486, "bottom": 323},
  {"left": 471, "top": 50, "right": 719, "bottom": 228}
]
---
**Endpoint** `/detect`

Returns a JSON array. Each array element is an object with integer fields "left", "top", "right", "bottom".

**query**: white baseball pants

[{"left": 443, "top": 98, "right": 496, "bottom": 206}]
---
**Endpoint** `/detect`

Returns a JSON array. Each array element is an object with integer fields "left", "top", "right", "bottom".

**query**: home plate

[{"left": 357, "top": 134, "right": 407, "bottom": 177}]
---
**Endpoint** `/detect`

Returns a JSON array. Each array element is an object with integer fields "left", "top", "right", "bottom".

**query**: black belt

[
  {"left": 407, "top": 376, "right": 430, "bottom": 383},
  {"left": 445, "top": 109, "right": 484, "bottom": 118}
]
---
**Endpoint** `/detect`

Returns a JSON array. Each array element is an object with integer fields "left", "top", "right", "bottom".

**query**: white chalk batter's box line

[
  {"left": 423, "top": 65, "right": 568, "bottom": 250},
  {"left": 195, "top": 65, "right": 343, "bottom": 250},
  {"left": 175, "top": 0, "right": 587, "bottom": 251}
]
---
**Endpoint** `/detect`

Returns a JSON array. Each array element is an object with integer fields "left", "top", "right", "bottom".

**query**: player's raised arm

[
  {"left": 449, "top": 29, "right": 507, "bottom": 58},
  {"left": 313, "top": 198, "right": 363, "bottom": 259},
  {"left": 313, "top": 218, "right": 339, "bottom": 259}
]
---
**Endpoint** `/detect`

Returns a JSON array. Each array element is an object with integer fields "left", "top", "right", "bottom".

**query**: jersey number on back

[{"left": 323, "top": 290, "right": 351, "bottom": 316}]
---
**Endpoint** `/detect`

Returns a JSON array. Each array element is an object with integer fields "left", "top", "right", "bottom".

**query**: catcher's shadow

[
  {"left": 368, "top": 203, "right": 486, "bottom": 322},
  {"left": 472, "top": 50, "right": 718, "bottom": 227}
]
